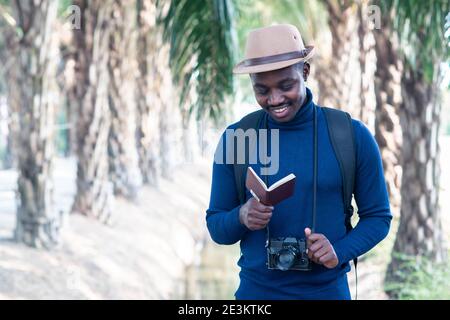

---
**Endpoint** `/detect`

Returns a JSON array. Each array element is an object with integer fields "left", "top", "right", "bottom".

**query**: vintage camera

[{"left": 267, "top": 237, "right": 312, "bottom": 271}]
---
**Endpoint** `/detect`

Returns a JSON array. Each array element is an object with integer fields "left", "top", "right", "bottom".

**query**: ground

[
  {"left": 0, "top": 158, "right": 211, "bottom": 299},
  {"left": 0, "top": 137, "right": 449, "bottom": 300}
]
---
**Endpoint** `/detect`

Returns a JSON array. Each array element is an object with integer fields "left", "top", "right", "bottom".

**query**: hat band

[{"left": 243, "top": 50, "right": 308, "bottom": 67}]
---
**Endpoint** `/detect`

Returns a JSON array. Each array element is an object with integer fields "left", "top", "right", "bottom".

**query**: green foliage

[
  {"left": 236, "top": 0, "right": 325, "bottom": 49},
  {"left": 385, "top": 0, "right": 450, "bottom": 82},
  {"left": 58, "top": 0, "right": 72, "bottom": 17},
  {"left": 235, "top": 0, "right": 327, "bottom": 104},
  {"left": 160, "top": 0, "right": 238, "bottom": 123},
  {"left": 385, "top": 253, "right": 450, "bottom": 299}
]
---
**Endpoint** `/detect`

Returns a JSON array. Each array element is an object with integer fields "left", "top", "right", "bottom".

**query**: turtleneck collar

[{"left": 266, "top": 87, "right": 315, "bottom": 130}]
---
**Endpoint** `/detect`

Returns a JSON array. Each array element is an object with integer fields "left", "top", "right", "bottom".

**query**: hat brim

[{"left": 233, "top": 46, "right": 314, "bottom": 74}]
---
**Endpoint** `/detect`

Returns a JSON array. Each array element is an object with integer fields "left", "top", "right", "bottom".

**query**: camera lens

[{"left": 276, "top": 248, "right": 296, "bottom": 271}]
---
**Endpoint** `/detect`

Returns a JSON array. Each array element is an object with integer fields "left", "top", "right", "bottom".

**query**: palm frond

[
  {"left": 160, "top": 0, "right": 238, "bottom": 123},
  {"left": 385, "top": 0, "right": 450, "bottom": 82}
]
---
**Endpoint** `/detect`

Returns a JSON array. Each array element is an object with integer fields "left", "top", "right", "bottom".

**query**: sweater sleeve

[
  {"left": 205, "top": 128, "right": 249, "bottom": 245},
  {"left": 333, "top": 120, "right": 392, "bottom": 265}
]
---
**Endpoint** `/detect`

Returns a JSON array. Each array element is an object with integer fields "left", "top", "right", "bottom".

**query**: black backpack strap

[
  {"left": 321, "top": 107, "right": 356, "bottom": 232},
  {"left": 322, "top": 106, "right": 358, "bottom": 275},
  {"left": 232, "top": 110, "right": 266, "bottom": 204}
]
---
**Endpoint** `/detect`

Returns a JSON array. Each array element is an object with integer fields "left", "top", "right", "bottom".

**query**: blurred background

[{"left": 0, "top": 0, "right": 449, "bottom": 300}]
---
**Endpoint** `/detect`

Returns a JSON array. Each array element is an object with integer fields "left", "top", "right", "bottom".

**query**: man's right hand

[{"left": 239, "top": 197, "right": 274, "bottom": 231}]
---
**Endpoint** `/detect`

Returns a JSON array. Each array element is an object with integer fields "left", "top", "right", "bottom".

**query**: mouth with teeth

[{"left": 269, "top": 103, "right": 291, "bottom": 119}]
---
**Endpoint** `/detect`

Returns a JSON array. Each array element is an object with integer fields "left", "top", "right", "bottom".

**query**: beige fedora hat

[{"left": 233, "top": 24, "right": 314, "bottom": 74}]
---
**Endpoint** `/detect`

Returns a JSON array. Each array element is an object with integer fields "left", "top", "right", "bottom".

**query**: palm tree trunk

[
  {"left": 158, "top": 64, "right": 179, "bottom": 180},
  {"left": 158, "top": 59, "right": 183, "bottom": 179},
  {"left": 58, "top": 32, "right": 78, "bottom": 157},
  {"left": 135, "top": 0, "right": 162, "bottom": 185},
  {"left": 2, "top": 30, "right": 17, "bottom": 170},
  {"left": 357, "top": 0, "right": 376, "bottom": 130},
  {"left": 372, "top": 13, "right": 403, "bottom": 217},
  {"left": 3, "top": 125, "right": 14, "bottom": 169},
  {"left": 107, "top": 0, "right": 141, "bottom": 199},
  {"left": 386, "top": 63, "right": 447, "bottom": 286},
  {"left": 71, "top": 0, "right": 114, "bottom": 223},
  {"left": 9, "top": 0, "right": 60, "bottom": 248},
  {"left": 181, "top": 110, "right": 201, "bottom": 163},
  {"left": 136, "top": 0, "right": 180, "bottom": 182},
  {"left": 318, "top": 0, "right": 361, "bottom": 117}
]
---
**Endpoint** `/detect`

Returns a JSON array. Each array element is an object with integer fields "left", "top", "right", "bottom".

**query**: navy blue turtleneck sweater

[{"left": 206, "top": 88, "right": 392, "bottom": 299}]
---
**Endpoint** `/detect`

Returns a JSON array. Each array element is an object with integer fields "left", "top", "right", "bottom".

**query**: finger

[
  {"left": 255, "top": 202, "right": 274, "bottom": 212},
  {"left": 250, "top": 222, "right": 267, "bottom": 230},
  {"left": 309, "top": 239, "right": 327, "bottom": 252},
  {"left": 250, "top": 210, "right": 272, "bottom": 220},
  {"left": 249, "top": 225, "right": 262, "bottom": 231},
  {"left": 307, "top": 241, "right": 316, "bottom": 260},
  {"left": 248, "top": 214, "right": 270, "bottom": 225},
  {"left": 305, "top": 228, "right": 313, "bottom": 248},
  {"left": 307, "top": 239, "right": 313, "bottom": 250},
  {"left": 248, "top": 220, "right": 265, "bottom": 230},
  {"left": 307, "top": 249, "right": 314, "bottom": 261},
  {"left": 304, "top": 228, "right": 312, "bottom": 238},
  {"left": 319, "top": 252, "right": 334, "bottom": 264},
  {"left": 313, "top": 246, "right": 329, "bottom": 260},
  {"left": 308, "top": 233, "right": 325, "bottom": 242},
  {"left": 248, "top": 198, "right": 264, "bottom": 209},
  {"left": 321, "top": 253, "right": 339, "bottom": 268},
  {"left": 257, "top": 209, "right": 273, "bottom": 217},
  {"left": 248, "top": 216, "right": 270, "bottom": 225}
]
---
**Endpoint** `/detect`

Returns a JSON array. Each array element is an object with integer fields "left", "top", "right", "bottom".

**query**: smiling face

[{"left": 250, "top": 62, "right": 310, "bottom": 122}]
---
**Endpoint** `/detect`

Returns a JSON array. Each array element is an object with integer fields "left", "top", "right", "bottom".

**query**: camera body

[{"left": 267, "top": 237, "right": 312, "bottom": 271}]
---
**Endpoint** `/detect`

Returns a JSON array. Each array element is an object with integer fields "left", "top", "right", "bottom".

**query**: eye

[
  {"left": 280, "top": 84, "right": 294, "bottom": 91},
  {"left": 254, "top": 87, "right": 269, "bottom": 95}
]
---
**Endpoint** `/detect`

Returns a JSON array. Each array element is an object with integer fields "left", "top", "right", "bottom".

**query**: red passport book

[{"left": 245, "top": 167, "right": 296, "bottom": 206}]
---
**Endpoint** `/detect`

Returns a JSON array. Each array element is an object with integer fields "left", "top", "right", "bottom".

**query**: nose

[{"left": 268, "top": 90, "right": 284, "bottom": 106}]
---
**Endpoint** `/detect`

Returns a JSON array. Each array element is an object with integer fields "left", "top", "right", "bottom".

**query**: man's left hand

[{"left": 304, "top": 228, "right": 339, "bottom": 269}]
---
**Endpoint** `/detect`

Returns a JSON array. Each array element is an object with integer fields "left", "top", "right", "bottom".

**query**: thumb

[{"left": 304, "top": 227, "right": 312, "bottom": 238}]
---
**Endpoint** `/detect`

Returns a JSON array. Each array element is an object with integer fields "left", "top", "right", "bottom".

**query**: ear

[{"left": 303, "top": 62, "right": 310, "bottom": 82}]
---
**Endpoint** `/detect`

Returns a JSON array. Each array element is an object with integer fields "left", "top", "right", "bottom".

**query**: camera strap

[
  {"left": 263, "top": 116, "right": 270, "bottom": 246},
  {"left": 263, "top": 105, "right": 318, "bottom": 246},
  {"left": 312, "top": 102, "right": 318, "bottom": 233}
]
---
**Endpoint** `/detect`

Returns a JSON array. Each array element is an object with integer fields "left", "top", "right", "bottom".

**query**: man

[{"left": 206, "top": 24, "right": 391, "bottom": 299}]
